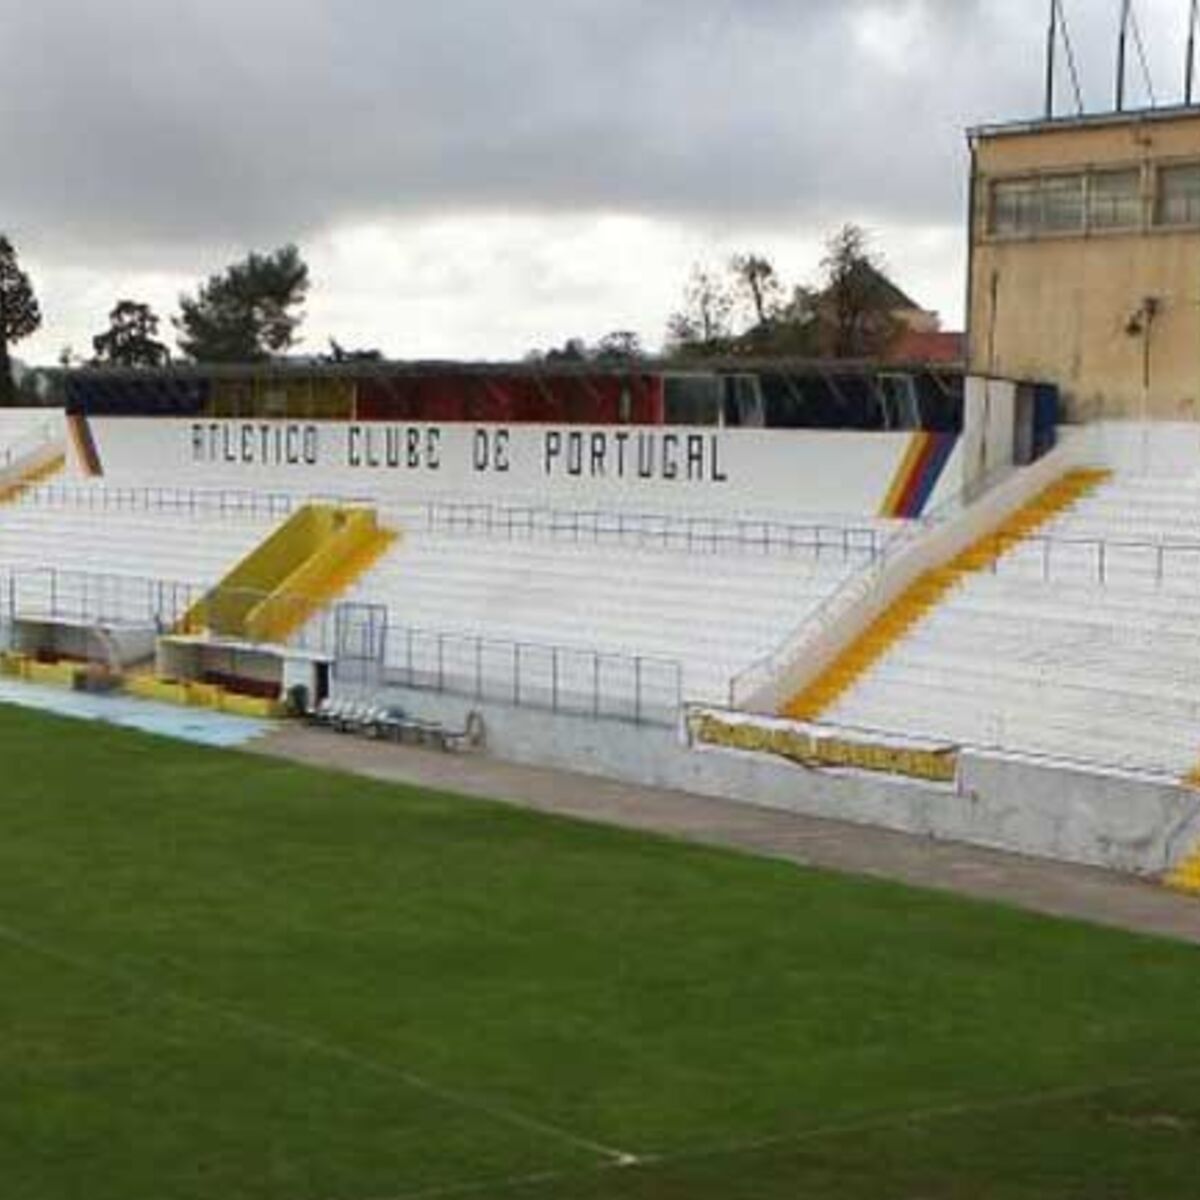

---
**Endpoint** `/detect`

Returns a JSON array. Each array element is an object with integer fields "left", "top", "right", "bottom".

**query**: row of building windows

[{"left": 989, "top": 163, "right": 1200, "bottom": 237}]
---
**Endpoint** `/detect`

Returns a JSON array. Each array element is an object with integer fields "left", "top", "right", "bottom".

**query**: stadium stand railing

[
  {"left": 390, "top": 499, "right": 897, "bottom": 561},
  {"left": 725, "top": 463, "right": 1054, "bottom": 710},
  {"left": 987, "top": 531, "right": 1200, "bottom": 589},
  {"left": 0, "top": 565, "right": 680, "bottom": 727},
  {"left": 727, "top": 521, "right": 927, "bottom": 708},
  {"left": 353, "top": 623, "right": 683, "bottom": 727},
  {"left": 21, "top": 482, "right": 375, "bottom": 520}
]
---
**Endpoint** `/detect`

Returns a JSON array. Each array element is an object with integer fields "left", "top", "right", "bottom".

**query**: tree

[
  {"left": 0, "top": 236, "right": 42, "bottom": 406},
  {"left": 818, "top": 224, "right": 902, "bottom": 358},
  {"left": 665, "top": 265, "right": 734, "bottom": 358},
  {"left": 593, "top": 330, "right": 644, "bottom": 363},
  {"left": 729, "top": 253, "right": 782, "bottom": 328},
  {"left": 92, "top": 300, "right": 170, "bottom": 368},
  {"left": 543, "top": 337, "right": 590, "bottom": 363},
  {"left": 175, "top": 244, "right": 309, "bottom": 362}
]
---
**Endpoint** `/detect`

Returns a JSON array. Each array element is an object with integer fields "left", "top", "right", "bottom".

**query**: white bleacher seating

[
  {"left": 0, "top": 410, "right": 58, "bottom": 464},
  {"left": 333, "top": 518, "right": 895, "bottom": 708},
  {"left": 0, "top": 484, "right": 282, "bottom": 625},
  {"left": 822, "top": 474, "right": 1200, "bottom": 776}
]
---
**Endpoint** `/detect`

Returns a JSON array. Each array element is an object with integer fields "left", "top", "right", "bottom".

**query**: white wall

[
  {"left": 75, "top": 418, "right": 965, "bottom": 519},
  {"left": 349, "top": 683, "right": 1200, "bottom": 879},
  {"left": 962, "top": 377, "right": 1017, "bottom": 491}
]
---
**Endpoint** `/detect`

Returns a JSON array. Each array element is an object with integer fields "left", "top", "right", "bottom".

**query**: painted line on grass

[
  {"left": 0, "top": 917, "right": 636, "bottom": 1168},
  {"left": 637, "top": 1064, "right": 1200, "bottom": 1172},
  {"left": 361, "top": 1062, "right": 1200, "bottom": 1200},
  {"left": 350, "top": 1161, "right": 626, "bottom": 1200}
]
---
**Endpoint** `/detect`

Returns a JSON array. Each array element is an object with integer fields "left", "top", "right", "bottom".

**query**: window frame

[{"left": 985, "top": 162, "right": 1149, "bottom": 241}]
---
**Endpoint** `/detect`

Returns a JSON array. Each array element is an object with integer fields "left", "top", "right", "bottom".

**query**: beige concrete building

[{"left": 968, "top": 107, "right": 1200, "bottom": 420}]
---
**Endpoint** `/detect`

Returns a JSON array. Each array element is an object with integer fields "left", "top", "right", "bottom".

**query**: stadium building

[{"left": 2, "top": 109, "right": 1200, "bottom": 898}]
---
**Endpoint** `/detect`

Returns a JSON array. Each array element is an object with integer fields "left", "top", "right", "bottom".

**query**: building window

[
  {"left": 1157, "top": 164, "right": 1200, "bottom": 226},
  {"left": 991, "top": 178, "right": 1040, "bottom": 235},
  {"left": 1041, "top": 175, "right": 1085, "bottom": 231},
  {"left": 990, "top": 174, "right": 1084, "bottom": 236},
  {"left": 1088, "top": 169, "right": 1141, "bottom": 229}
]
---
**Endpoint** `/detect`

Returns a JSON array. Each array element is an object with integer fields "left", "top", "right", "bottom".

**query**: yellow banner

[{"left": 689, "top": 710, "right": 958, "bottom": 784}]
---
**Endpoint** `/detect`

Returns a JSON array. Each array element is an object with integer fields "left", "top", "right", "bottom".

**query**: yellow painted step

[
  {"left": 0, "top": 452, "right": 65, "bottom": 505},
  {"left": 182, "top": 505, "right": 398, "bottom": 642},
  {"left": 782, "top": 468, "right": 1111, "bottom": 723},
  {"left": 1165, "top": 846, "right": 1200, "bottom": 897}
]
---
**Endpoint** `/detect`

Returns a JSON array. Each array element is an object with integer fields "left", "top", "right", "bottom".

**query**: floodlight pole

[
  {"left": 1187, "top": 0, "right": 1199, "bottom": 105},
  {"left": 1117, "top": 0, "right": 1132, "bottom": 111},
  {"left": 1045, "top": 0, "right": 1058, "bottom": 118}
]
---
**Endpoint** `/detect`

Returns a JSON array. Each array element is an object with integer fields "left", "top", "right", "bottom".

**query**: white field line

[
  {"left": 639, "top": 1063, "right": 1200, "bottom": 1172},
  {"left": 0, "top": 917, "right": 634, "bottom": 1167},
  {"left": 358, "top": 1060, "right": 1200, "bottom": 1200}
]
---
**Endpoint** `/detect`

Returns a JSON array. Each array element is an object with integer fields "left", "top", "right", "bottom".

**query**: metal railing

[
  {"left": 727, "top": 520, "right": 927, "bottom": 708},
  {"left": 356, "top": 623, "right": 682, "bottom": 727},
  {"left": 2, "top": 566, "right": 202, "bottom": 629},
  {"left": 18, "top": 483, "right": 375, "bottom": 521},
  {"left": 725, "top": 461, "right": 1067, "bottom": 709},
  {"left": 400, "top": 499, "right": 893, "bottom": 561},
  {"left": 0, "top": 563, "right": 679, "bottom": 726},
  {"left": 0, "top": 567, "right": 350, "bottom": 658},
  {"left": 986, "top": 531, "right": 1200, "bottom": 589}
]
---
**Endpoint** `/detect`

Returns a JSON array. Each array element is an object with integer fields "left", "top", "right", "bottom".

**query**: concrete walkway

[{"left": 253, "top": 726, "right": 1200, "bottom": 947}]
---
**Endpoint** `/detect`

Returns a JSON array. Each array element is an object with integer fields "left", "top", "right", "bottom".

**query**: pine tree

[
  {"left": 175, "top": 245, "right": 309, "bottom": 362},
  {"left": 0, "top": 236, "right": 42, "bottom": 406},
  {"left": 92, "top": 300, "right": 170, "bottom": 368}
]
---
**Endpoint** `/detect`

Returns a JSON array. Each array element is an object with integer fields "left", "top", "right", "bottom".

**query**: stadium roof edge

[
  {"left": 46, "top": 356, "right": 963, "bottom": 384},
  {"left": 968, "top": 102, "right": 1200, "bottom": 142}
]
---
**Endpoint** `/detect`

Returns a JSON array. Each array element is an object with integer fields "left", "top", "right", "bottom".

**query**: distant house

[
  {"left": 834, "top": 262, "right": 964, "bottom": 364},
  {"left": 887, "top": 328, "right": 966, "bottom": 364}
]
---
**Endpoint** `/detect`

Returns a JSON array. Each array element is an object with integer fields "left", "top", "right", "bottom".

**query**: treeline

[
  {"left": 526, "top": 224, "right": 915, "bottom": 366},
  {"left": 0, "top": 239, "right": 351, "bottom": 404},
  {"left": 0, "top": 221, "right": 915, "bottom": 405}
]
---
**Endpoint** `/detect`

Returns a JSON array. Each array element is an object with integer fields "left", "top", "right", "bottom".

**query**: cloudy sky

[{"left": 3, "top": 0, "right": 1196, "bottom": 364}]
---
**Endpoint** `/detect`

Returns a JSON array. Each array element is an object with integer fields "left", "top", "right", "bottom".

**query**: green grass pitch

[{"left": 1, "top": 702, "right": 1199, "bottom": 1199}]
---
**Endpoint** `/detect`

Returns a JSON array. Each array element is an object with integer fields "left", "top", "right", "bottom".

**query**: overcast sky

[{"left": 4, "top": 0, "right": 1197, "bottom": 364}]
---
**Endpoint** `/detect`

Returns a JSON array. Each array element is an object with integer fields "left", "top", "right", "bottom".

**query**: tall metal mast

[
  {"left": 1045, "top": 0, "right": 1059, "bottom": 118},
  {"left": 1117, "top": 0, "right": 1132, "bottom": 111},
  {"left": 1187, "top": 0, "right": 1199, "bottom": 104}
]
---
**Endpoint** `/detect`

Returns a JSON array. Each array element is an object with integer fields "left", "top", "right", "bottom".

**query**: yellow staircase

[
  {"left": 783, "top": 469, "right": 1111, "bottom": 722},
  {"left": 0, "top": 451, "right": 65, "bottom": 505},
  {"left": 1166, "top": 848, "right": 1200, "bottom": 897},
  {"left": 181, "top": 504, "right": 396, "bottom": 642}
]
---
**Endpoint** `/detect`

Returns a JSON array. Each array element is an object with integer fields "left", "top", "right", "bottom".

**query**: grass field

[{"left": 1, "top": 702, "right": 1199, "bottom": 1199}]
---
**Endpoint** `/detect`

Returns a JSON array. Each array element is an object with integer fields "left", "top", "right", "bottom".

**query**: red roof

[{"left": 887, "top": 330, "right": 965, "bottom": 364}]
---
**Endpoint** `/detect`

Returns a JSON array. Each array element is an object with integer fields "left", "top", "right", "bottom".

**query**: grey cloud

[{"left": 0, "top": 0, "right": 1192, "bottom": 264}]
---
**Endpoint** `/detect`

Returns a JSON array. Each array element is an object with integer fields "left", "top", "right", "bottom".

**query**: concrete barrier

[{"left": 349, "top": 682, "right": 1200, "bottom": 881}]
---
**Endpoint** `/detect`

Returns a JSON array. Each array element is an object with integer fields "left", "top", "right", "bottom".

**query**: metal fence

[
  {"left": 402, "top": 499, "right": 892, "bottom": 562},
  {"left": 725, "top": 463, "right": 1064, "bottom": 709},
  {"left": 1, "top": 566, "right": 201, "bottom": 629},
  {"left": 350, "top": 623, "right": 682, "bottom": 727},
  {"left": 986, "top": 531, "right": 1200, "bottom": 589},
  {"left": 0, "top": 564, "right": 679, "bottom": 725},
  {"left": 0, "top": 567, "right": 350, "bottom": 658},
  {"left": 727, "top": 521, "right": 927, "bottom": 707},
  {"left": 19, "top": 483, "right": 375, "bottom": 521}
]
